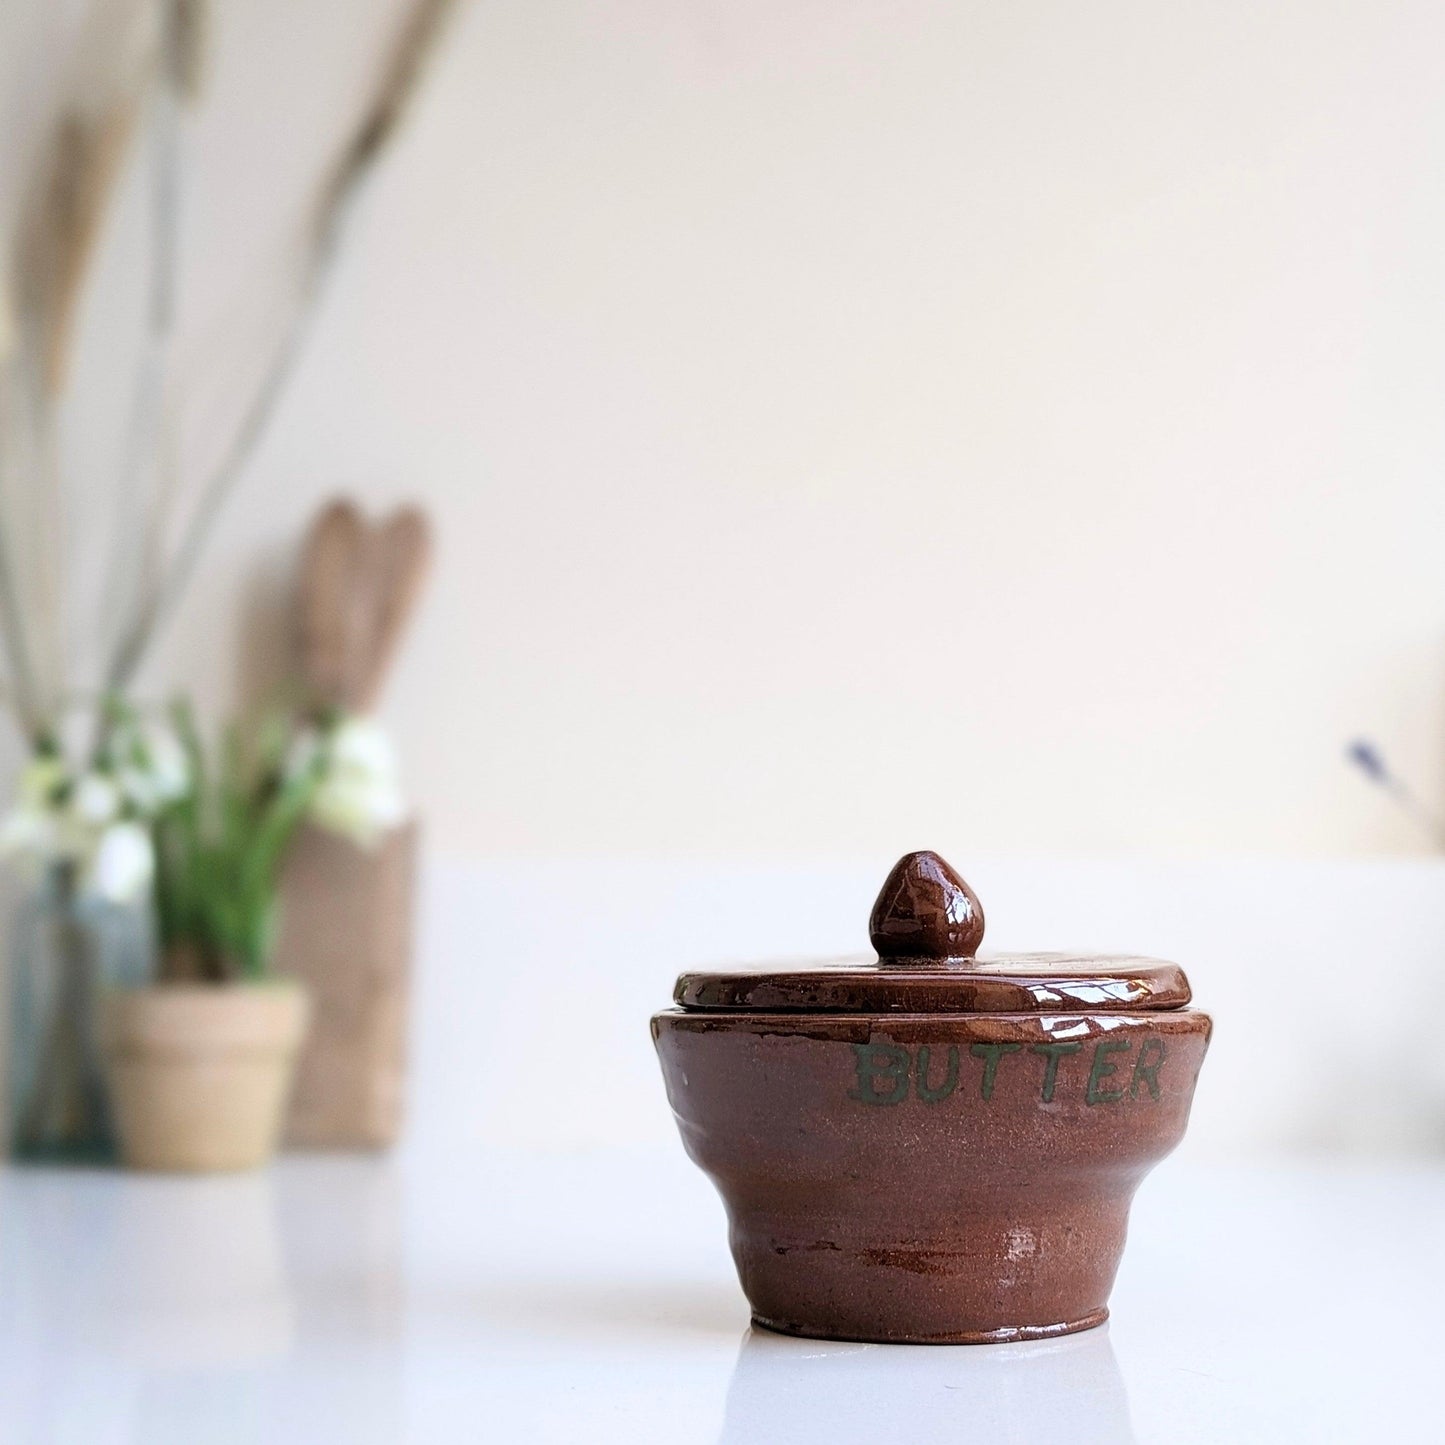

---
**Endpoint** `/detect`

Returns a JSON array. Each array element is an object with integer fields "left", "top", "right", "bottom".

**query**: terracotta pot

[
  {"left": 104, "top": 982, "right": 310, "bottom": 1173},
  {"left": 652, "top": 850, "right": 1212, "bottom": 1344}
]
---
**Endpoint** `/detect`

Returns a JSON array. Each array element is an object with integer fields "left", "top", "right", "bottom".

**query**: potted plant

[
  {"left": 0, "top": 0, "right": 453, "bottom": 1158},
  {"left": 103, "top": 702, "right": 403, "bottom": 1172}
]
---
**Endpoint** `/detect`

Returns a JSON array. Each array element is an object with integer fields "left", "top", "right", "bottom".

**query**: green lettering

[
  {"left": 969, "top": 1041, "right": 1022, "bottom": 1101},
  {"left": 1130, "top": 1037, "right": 1166, "bottom": 1101},
  {"left": 1031, "top": 1040, "right": 1083, "bottom": 1102},
  {"left": 848, "top": 1043, "right": 911, "bottom": 1105},
  {"left": 914, "top": 1045, "right": 960, "bottom": 1103},
  {"left": 1086, "top": 1038, "right": 1132, "bottom": 1104}
]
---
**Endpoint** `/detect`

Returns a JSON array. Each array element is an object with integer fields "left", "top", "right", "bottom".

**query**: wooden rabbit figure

[{"left": 275, "top": 497, "right": 432, "bottom": 1148}]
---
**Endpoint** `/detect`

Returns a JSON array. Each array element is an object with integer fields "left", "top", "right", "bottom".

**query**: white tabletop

[{"left": 0, "top": 1146, "right": 1439, "bottom": 1443}]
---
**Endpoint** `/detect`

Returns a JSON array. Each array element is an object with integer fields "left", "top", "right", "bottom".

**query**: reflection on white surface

[
  {"left": 0, "top": 1158, "right": 403, "bottom": 1445},
  {"left": 103, "top": 1173, "right": 294, "bottom": 1368},
  {"left": 2, "top": 1149, "right": 1444, "bottom": 1443},
  {"left": 718, "top": 1325, "right": 1134, "bottom": 1445}
]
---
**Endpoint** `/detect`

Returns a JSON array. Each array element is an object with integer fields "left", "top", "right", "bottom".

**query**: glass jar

[{"left": 7, "top": 864, "right": 153, "bottom": 1161}]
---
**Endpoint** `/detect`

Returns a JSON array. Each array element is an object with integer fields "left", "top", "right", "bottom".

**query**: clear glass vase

[{"left": 7, "top": 863, "right": 154, "bottom": 1162}]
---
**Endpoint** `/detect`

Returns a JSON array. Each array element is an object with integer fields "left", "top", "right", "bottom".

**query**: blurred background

[
  {"left": 3, "top": 0, "right": 1444, "bottom": 1155},
  {"left": 2, "top": 2, "right": 1445, "bottom": 1437},
  {"left": 8, "top": 0, "right": 1445, "bottom": 858}
]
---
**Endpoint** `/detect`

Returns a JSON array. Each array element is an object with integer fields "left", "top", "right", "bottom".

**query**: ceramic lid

[{"left": 674, "top": 850, "right": 1192, "bottom": 1014}]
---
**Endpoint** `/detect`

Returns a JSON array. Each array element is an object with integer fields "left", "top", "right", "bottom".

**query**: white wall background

[{"left": 5, "top": 0, "right": 1445, "bottom": 857}]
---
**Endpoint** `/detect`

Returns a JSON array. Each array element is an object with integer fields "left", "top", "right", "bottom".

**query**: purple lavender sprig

[{"left": 1346, "top": 739, "right": 1445, "bottom": 847}]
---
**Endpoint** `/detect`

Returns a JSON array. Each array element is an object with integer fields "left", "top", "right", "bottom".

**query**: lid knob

[{"left": 869, "top": 850, "right": 984, "bottom": 963}]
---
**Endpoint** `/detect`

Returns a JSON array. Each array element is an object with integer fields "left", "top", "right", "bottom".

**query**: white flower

[
  {"left": 2, "top": 758, "right": 86, "bottom": 867},
  {"left": 308, "top": 717, "right": 407, "bottom": 847},
  {"left": 71, "top": 772, "right": 120, "bottom": 826},
  {"left": 140, "top": 721, "right": 189, "bottom": 803},
  {"left": 3, "top": 748, "right": 163, "bottom": 899},
  {"left": 85, "top": 821, "right": 155, "bottom": 904},
  {"left": 110, "top": 718, "right": 190, "bottom": 814},
  {"left": 310, "top": 772, "right": 406, "bottom": 845},
  {"left": 329, "top": 717, "right": 397, "bottom": 777}
]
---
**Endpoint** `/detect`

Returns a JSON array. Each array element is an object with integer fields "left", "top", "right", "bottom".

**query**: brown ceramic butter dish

[{"left": 651, "top": 850, "right": 1211, "bottom": 1344}]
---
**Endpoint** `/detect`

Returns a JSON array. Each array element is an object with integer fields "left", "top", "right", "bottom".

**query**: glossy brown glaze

[
  {"left": 675, "top": 953, "right": 1192, "bottom": 1014},
  {"left": 652, "top": 850, "right": 1212, "bottom": 1344},
  {"left": 869, "top": 850, "right": 984, "bottom": 960}
]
